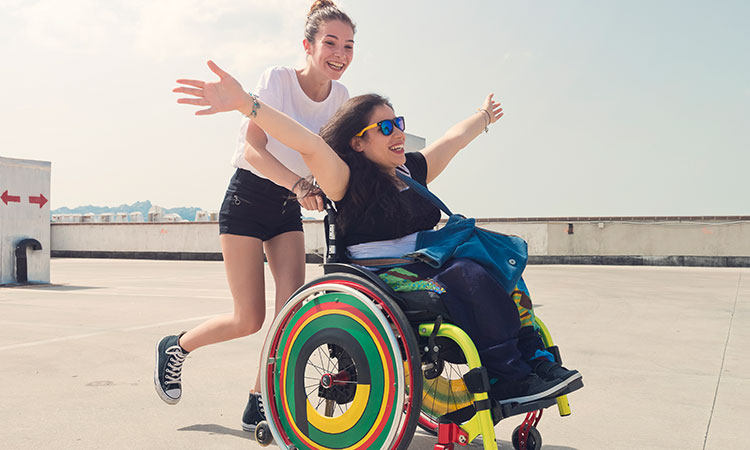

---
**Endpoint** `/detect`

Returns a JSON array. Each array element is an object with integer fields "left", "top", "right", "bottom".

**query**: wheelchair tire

[
  {"left": 512, "top": 424, "right": 542, "bottom": 450},
  {"left": 254, "top": 421, "right": 273, "bottom": 447},
  {"left": 260, "top": 273, "right": 422, "bottom": 450}
]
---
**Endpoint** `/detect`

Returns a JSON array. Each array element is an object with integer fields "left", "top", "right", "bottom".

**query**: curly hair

[{"left": 318, "top": 94, "right": 409, "bottom": 235}]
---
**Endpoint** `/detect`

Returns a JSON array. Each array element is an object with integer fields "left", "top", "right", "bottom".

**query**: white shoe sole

[{"left": 497, "top": 375, "right": 574, "bottom": 405}]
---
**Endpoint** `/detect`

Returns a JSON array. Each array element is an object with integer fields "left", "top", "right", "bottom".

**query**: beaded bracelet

[{"left": 243, "top": 93, "right": 261, "bottom": 118}]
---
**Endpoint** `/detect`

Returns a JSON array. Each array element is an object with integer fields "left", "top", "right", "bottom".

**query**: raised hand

[
  {"left": 482, "top": 93, "right": 504, "bottom": 124},
  {"left": 173, "top": 60, "right": 249, "bottom": 116}
]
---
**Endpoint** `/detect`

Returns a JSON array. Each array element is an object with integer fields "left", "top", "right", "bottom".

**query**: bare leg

[
  {"left": 179, "top": 234, "right": 267, "bottom": 352},
  {"left": 250, "top": 230, "right": 306, "bottom": 392}
]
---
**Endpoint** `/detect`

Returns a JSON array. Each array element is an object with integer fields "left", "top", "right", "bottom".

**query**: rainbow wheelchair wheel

[
  {"left": 417, "top": 358, "right": 473, "bottom": 434},
  {"left": 261, "top": 273, "right": 421, "bottom": 450}
]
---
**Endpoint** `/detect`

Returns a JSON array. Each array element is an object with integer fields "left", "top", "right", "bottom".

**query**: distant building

[
  {"left": 129, "top": 212, "right": 144, "bottom": 222},
  {"left": 148, "top": 205, "right": 164, "bottom": 222},
  {"left": 405, "top": 133, "right": 426, "bottom": 152}
]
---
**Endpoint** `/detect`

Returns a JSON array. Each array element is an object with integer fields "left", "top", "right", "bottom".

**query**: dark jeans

[{"left": 395, "top": 258, "right": 531, "bottom": 381}]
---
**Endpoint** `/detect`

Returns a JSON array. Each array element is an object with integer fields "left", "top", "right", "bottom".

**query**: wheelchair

[{"left": 255, "top": 203, "right": 582, "bottom": 450}]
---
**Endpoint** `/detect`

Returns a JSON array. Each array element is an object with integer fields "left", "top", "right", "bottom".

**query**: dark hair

[
  {"left": 305, "top": 0, "right": 356, "bottom": 42},
  {"left": 319, "top": 94, "right": 406, "bottom": 235}
]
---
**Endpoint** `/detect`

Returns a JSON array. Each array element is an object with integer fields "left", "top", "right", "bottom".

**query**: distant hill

[{"left": 51, "top": 200, "right": 201, "bottom": 222}]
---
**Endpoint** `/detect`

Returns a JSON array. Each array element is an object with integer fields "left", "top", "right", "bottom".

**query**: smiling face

[
  {"left": 304, "top": 20, "right": 354, "bottom": 81},
  {"left": 351, "top": 104, "right": 406, "bottom": 170}
]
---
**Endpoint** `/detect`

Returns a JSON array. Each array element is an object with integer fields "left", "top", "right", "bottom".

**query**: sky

[{"left": 1, "top": 0, "right": 748, "bottom": 218}]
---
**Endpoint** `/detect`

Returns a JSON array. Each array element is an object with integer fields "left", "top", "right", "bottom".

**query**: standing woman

[{"left": 154, "top": 0, "right": 356, "bottom": 432}]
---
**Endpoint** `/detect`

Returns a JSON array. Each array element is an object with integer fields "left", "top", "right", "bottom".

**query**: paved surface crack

[{"left": 703, "top": 272, "right": 742, "bottom": 450}]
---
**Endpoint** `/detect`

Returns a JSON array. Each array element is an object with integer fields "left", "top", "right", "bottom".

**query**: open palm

[{"left": 173, "top": 61, "right": 248, "bottom": 116}]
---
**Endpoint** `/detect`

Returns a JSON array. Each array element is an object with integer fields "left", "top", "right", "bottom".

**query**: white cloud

[
  {"left": 131, "top": 0, "right": 308, "bottom": 68},
  {"left": 5, "top": 0, "right": 312, "bottom": 66},
  {"left": 8, "top": 0, "right": 125, "bottom": 54}
]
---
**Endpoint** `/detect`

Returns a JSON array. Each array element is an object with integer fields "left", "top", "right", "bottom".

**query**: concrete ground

[{"left": 1, "top": 259, "right": 748, "bottom": 450}]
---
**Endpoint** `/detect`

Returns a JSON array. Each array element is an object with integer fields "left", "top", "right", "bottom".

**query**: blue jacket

[{"left": 406, "top": 214, "right": 527, "bottom": 294}]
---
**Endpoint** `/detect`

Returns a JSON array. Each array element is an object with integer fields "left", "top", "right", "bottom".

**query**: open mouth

[
  {"left": 327, "top": 61, "right": 345, "bottom": 71},
  {"left": 389, "top": 144, "right": 404, "bottom": 153}
]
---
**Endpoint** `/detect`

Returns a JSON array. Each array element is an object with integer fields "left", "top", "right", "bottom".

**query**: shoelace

[
  {"left": 257, "top": 395, "right": 265, "bottom": 416},
  {"left": 164, "top": 345, "right": 188, "bottom": 385}
]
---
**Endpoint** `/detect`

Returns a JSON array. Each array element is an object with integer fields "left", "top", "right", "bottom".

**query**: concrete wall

[
  {"left": 51, "top": 221, "right": 326, "bottom": 260},
  {"left": 1, "top": 157, "right": 51, "bottom": 284},
  {"left": 50, "top": 216, "right": 750, "bottom": 266},
  {"left": 545, "top": 220, "right": 750, "bottom": 256}
]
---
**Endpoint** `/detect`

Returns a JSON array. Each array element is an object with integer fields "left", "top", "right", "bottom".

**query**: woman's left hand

[
  {"left": 173, "top": 60, "right": 249, "bottom": 116},
  {"left": 481, "top": 93, "right": 504, "bottom": 125}
]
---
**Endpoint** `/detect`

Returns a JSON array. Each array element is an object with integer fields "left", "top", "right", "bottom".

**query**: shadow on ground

[
  {"left": 405, "top": 432, "right": 578, "bottom": 450},
  {"left": 178, "top": 424, "right": 252, "bottom": 441},
  {"left": 176, "top": 425, "right": 578, "bottom": 449},
  {"left": 0, "top": 284, "right": 103, "bottom": 291}
]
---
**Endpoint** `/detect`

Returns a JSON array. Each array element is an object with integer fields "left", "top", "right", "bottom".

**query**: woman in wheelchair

[{"left": 175, "top": 61, "right": 582, "bottom": 406}]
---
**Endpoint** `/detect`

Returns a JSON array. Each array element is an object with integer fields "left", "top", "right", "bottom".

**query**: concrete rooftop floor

[{"left": 1, "top": 259, "right": 748, "bottom": 450}]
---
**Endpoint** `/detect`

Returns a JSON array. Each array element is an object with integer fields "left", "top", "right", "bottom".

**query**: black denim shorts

[{"left": 218, "top": 169, "right": 303, "bottom": 241}]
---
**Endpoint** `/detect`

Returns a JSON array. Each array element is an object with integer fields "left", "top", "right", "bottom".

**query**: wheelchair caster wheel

[
  {"left": 511, "top": 424, "right": 542, "bottom": 450},
  {"left": 254, "top": 421, "right": 273, "bottom": 447}
]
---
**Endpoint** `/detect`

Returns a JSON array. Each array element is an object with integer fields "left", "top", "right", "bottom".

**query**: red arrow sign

[
  {"left": 29, "top": 193, "right": 48, "bottom": 208},
  {"left": 2, "top": 190, "right": 21, "bottom": 205}
]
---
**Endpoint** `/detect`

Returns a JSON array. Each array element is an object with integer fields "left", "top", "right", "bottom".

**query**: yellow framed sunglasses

[{"left": 355, "top": 116, "right": 405, "bottom": 137}]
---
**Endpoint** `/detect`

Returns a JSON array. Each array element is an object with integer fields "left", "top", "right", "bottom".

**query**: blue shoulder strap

[{"left": 396, "top": 171, "right": 453, "bottom": 216}]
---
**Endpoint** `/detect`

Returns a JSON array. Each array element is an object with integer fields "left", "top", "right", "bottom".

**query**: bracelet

[
  {"left": 243, "top": 93, "right": 261, "bottom": 118},
  {"left": 291, "top": 177, "right": 305, "bottom": 194},
  {"left": 477, "top": 108, "right": 491, "bottom": 133}
]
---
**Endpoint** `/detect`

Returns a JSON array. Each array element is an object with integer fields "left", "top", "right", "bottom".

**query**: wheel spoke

[{"left": 306, "top": 359, "right": 327, "bottom": 376}]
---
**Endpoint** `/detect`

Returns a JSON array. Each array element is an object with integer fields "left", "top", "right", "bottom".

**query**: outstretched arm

[
  {"left": 420, "top": 94, "right": 503, "bottom": 184},
  {"left": 174, "top": 60, "right": 350, "bottom": 201}
]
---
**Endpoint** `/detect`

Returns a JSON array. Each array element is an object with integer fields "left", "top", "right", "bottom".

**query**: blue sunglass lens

[
  {"left": 380, "top": 120, "right": 394, "bottom": 136},
  {"left": 377, "top": 117, "right": 405, "bottom": 136}
]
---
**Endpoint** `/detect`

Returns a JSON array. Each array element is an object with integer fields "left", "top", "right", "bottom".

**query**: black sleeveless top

[{"left": 336, "top": 152, "right": 442, "bottom": 246}]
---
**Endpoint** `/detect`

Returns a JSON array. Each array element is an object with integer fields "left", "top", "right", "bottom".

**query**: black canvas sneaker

[
  {"left": 154, "top": 333, "right": 189, "bottom": 405},
  {"left": 490, "top": 372, "right": 568, "bottom": 405},
  {"left": 242, "top": 392, "right": 266, "bottom": 432},
  {"left": 532, "top": 359, "right": 582, "bottom": 384}
]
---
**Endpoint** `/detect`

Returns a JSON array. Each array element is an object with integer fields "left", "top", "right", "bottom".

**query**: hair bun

[{"left": 308, "top": 0, "right": 336, "bottom": 16}]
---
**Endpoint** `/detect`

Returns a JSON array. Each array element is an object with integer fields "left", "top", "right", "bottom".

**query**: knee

[{"left": 233, "top": 315, "right": 263, "bottom": 337}]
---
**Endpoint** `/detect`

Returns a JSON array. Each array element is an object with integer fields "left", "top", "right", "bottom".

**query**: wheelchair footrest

[{"left": 499, "top": 396, "right": 558, "bottom": 420}]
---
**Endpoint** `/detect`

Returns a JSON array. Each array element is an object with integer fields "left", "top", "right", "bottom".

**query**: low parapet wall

[{"left": 50, "top": 216, "right": 750, "bottom": 267}]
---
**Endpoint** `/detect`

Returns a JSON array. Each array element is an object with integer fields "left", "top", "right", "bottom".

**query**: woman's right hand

[
  {"left": 173, "top": 60, "right": 249, "bottom": 116},
  {"left": 298, "top": 194, "right": 325, "bottom": 212},
  {"left": 292, "top": 178, "right": 325, "bottom": 212}
]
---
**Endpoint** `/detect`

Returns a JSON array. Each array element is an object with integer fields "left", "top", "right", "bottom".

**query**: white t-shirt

[{"left": 231, "top": 66, "right": 350, "bottom": 180}]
